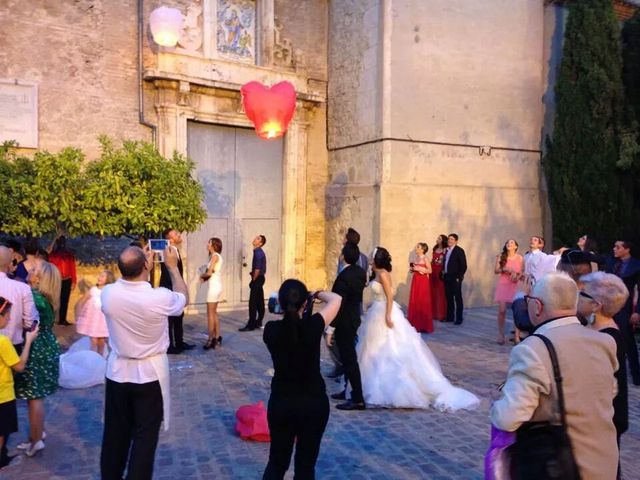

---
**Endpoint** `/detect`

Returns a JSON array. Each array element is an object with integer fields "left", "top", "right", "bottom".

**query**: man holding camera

[
  {"left": 160, "top": 229, "right": 194, "bottom": 353},
  {"left": 101, "top": 245, "right": 188, "bottom": 480},
  {"left": 492, "top": 272, "right": 618, "bottom": 479}
]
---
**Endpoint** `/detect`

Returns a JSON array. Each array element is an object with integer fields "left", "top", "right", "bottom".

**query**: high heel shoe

[
  {"left": 203, "top": 338, "right": 215, "bottom": 350},
  {"left": 217, "top": 336, "right": 222, "bottom": 346}
]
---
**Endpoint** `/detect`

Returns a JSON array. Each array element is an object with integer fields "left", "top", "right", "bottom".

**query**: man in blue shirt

[{"left": 240, "top": 235, "right": 267, "bottom": 332}]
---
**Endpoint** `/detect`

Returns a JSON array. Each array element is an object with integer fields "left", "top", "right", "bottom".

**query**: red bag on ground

[{"left": 235, "top": 401, "right": 271, "bottom": 442}]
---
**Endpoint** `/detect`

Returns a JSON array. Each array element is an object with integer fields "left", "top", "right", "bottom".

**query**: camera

[
  {"left": 149, "top": 239, "right": 170, "bottom": 262},
  {"left": 302, "top": 293, "right": 317, "bottom": 319},
  {"left": 511, "top": 292, "right": 534, "bottom": 333}
]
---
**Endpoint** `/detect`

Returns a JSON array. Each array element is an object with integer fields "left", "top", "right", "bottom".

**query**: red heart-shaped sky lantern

[{"left": 241, "top": 81, "right": 296, "bottom": 140}]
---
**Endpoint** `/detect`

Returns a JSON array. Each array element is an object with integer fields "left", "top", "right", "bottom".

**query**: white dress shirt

[
  {"left": 523, "top": 250, "right": 561, "bottom": 283},
  {"left": 0, "top": 272, "right": 39, "bottom": 344},
  {"left": 101, "top": 279, "right": 186, "bottom": 383},
  {"left": 444, "top": 247, "right": 452, "bottom": 273}
]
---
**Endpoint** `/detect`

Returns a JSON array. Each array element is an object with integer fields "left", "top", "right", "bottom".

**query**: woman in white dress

[
  {"left": 201, "top": 237, "right": 223, "bottom": 350},
  {"left": 357, "top": 247, "right": 480, "bottom": 411}
]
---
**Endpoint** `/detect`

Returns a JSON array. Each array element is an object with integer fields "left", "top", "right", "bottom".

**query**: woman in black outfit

[
  {"left": 578, "top": 271, "right": 630, "bottom": 479},
  {"left": 262, "top": 280, "right": 342, "bottom": 480}
]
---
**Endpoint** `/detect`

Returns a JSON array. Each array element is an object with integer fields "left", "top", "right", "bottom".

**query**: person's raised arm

[
  {"left": 315, "top": 291, "right": 342, "bottom": 327},
  {"left": 163, "top": 246, "right": 189, "bottom": 304}
]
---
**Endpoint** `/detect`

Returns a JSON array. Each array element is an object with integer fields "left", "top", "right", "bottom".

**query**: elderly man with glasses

[{"left": 492, "top": 272, "right": 619, "bottom": 480}]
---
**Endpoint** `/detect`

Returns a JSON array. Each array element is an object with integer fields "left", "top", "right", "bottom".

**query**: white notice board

[{"left": 0, "top": 80, "right": 38, "bottom": 148}]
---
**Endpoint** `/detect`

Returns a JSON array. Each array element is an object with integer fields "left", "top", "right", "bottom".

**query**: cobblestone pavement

[{"left": 3, "top": 306, "right": 640, "bottom": 479}]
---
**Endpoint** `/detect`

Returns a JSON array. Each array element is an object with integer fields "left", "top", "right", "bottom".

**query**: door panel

[
  {"left": 186, "top": 121, "right": 283, "bottom": 309},
  {"left": 234, "top": 128, "right": 283, "bottom": 219}
]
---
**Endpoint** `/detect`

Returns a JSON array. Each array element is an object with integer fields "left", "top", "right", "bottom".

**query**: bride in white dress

[{"left": 357, "top": 247, "right": 480, "bottom": 411}]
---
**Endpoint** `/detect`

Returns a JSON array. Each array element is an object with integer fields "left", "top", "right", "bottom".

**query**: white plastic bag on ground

[{"left": 59, "top": 337, "right": 108, "bottom": 389}]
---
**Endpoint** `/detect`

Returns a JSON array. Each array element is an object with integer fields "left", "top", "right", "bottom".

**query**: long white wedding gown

[{"left": 356, "top": 280, "right": 480, "bottom": 411}]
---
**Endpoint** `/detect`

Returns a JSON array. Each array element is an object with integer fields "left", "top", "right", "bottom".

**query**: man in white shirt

[
  {"left": 0, "top": 246, "right": 39, "bottom": 351},
  {"left": 523, "top": 236, "right": 561, "bottom": 287},
  {"left": 100, "top": 245, "right": 188, "bottom": 480}
]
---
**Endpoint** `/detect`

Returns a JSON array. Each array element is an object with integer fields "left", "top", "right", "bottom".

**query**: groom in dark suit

[
  {"left": 326, "top": 243, "right": 367, "bottom": 411},
  {"left": 443, "top": 233, "right": 467, "bottom": 325}
]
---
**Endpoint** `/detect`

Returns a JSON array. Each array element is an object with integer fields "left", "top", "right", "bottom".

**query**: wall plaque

[{"left": 0, "top": 80, "right": 38, "bottom": 148}]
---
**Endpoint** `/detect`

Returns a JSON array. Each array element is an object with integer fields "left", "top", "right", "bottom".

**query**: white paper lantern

[{"left": 149, "top": 6, "right": 183, "bottom": 47}]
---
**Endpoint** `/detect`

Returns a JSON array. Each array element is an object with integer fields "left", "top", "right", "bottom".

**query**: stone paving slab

[{"left": 2, "top": 306, "right": 639, "bottom": 479}]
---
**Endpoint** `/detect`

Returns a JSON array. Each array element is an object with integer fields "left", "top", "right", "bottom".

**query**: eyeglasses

[
  {"left": 524, "top": 295, "right": 543, "bottom": 306},
  {"left": 579, "top": 291, "right": 597, "bottom": 302}
]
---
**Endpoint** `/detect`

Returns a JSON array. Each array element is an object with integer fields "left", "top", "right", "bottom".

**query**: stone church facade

[{"left": 1, "top": 0, "right": 637, "bottom": 309}]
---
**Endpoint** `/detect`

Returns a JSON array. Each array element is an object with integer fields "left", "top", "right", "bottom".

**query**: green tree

[
  {"left": 622, "top": 12, "right": 640, "bottom": 240},
  {"left": 82, "top": 137, "right": 206, "bottom": 237},
  {"left": 542, "top": 0, "right": 636, "bottom": 248},
  {"left": 0, "top": 137, "right": 206, "bottom": 238},
  {"left": 0, "top": 142, "right": 87, "bottom": 237}
]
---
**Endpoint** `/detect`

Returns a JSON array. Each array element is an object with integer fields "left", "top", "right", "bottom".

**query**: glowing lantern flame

[
  {"left": 150, "top": 6, "right": 183, "bottom": 47},
  {"left": 241, "top": 81, "right": 296, "bottom": 140}
]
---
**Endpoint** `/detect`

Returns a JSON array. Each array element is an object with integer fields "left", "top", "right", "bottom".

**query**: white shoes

[
  {"left": 16, "top": 432, "right": 47, "bottom": 453},
  {"left": 26, "top": 440, "right": 45, "bottom": 457}
]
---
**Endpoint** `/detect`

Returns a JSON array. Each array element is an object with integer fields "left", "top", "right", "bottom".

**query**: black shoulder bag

[{"left": 509, "top": 333, "right": 581, "bottom": 480}]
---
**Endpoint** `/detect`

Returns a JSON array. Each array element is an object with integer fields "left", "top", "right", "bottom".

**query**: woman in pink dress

[
  {"left": 74, "top": 270, "right": 115, "bottom": 355},
  {"left": 407, "top": 242, "right": 434, "bottom": 333},
  {"left": 430, "top": 234, "right": 448, "bottom": 321},
  {"left": 493, "top": 239, "right": 523, "bottom": 345}
]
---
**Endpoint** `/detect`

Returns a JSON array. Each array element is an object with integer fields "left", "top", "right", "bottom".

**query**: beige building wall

[
  {"left": 1, "top": 0, "right": 329, "bottom": 310},
  {"left": 327, "top": 0, "right": 546, "bottom": 307},
  {"left": 0, "top": 0, "right": 152, "bottom": 158}
]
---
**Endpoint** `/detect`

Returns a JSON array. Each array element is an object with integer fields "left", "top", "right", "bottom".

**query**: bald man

[
  {"left": 100, "top": 246, "right": 188, "bottom": 480},
  {"left": 0, "top": 246, "right": 39, "bottom": 352}
]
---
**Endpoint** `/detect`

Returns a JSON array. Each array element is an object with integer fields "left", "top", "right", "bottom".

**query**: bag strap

[{"left": 530, "top": 333, "right": 568, "bottom": 427}]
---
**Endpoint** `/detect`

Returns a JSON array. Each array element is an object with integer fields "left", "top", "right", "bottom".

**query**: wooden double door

[{"left": 186, "top": 121, "right": 283, "bottom": 309}]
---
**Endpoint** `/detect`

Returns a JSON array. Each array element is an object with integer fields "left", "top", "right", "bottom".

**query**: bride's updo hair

[
  {"left": 372, "top": 247, "right": 392, "bottom": 272},
  {"left": 278, "top": 279, "right": 309, "bottom": 346}
]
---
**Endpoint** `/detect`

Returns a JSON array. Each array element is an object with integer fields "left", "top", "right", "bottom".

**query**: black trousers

[
  {"left": 444, "top": 274, "right": 464, "bottom": 323},
  {"left": 249, "top": 275, "right": 266, "bottom": 326},
  {"left": 335, "top": 323, "right": 363, "bottom": 403},
  {"left": 614, "top": 314, "right": 640, "bottom": 382},
  {"left": 168, "top": 313, "right": 184, "bottom": 348},
  {"left": 59, "top": 278, "right": 72, "bottom": 324},
  {"left": 263, "top": 393, "right": 329, "bottom": 480},
  {"left": 101, "top": 379, "right": 163, "bottom": 480}
]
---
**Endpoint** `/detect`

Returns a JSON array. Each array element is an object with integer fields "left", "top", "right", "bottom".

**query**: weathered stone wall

[
  {"left": 328, "top": 0, "right": 382, "bottom": 147},
  {"left": 275, "top": 0, "right": 328, "bottom": 81},
  {"left": 388, "top": 0, "right": 544, "bottom": 150},
  {"left": 327, "top": 0, "right": 546, "bottom": 307},
  {"left": 304, "top": 104, "right": 330, "bottom": 290},
  {"left": 0, "top": 0, "right": 152, "bottom": 159}
]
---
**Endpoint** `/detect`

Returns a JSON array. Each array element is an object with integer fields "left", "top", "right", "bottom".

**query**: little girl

[
  {"left": 75, "top": 270, "right": 115, "bottom": 355},
  {"left": 0, "top": 297, "right": 38, "bottom": 469}
]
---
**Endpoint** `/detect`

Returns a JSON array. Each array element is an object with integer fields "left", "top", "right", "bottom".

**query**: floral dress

[{"left": 15, "top": 290, "right": 60, "bottom": 399}]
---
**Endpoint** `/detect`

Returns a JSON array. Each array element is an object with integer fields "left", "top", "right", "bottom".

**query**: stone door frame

[{"left": 152, "top": 80, "right": 310, "bottom": 307}]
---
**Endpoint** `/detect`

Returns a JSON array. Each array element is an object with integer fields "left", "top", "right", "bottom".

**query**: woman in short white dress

[{"left": 201, "top": 237, "right": 223, "bottom": 350}]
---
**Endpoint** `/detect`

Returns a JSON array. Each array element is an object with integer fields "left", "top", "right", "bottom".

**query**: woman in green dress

[{"left": 14, "top": 261, "right": 61, "bottom": 457}]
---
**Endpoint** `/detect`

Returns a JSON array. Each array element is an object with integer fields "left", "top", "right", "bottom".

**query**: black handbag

[{"left": 509, "top": 334, "right": 581, "bottom": 480}]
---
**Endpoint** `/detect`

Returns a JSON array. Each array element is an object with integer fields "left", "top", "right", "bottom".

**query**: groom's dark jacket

[{"left": 330, "top": 264, "right": 366, "bottom": 330}]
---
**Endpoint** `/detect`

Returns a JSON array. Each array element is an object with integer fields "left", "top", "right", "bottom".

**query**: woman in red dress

[
  {"left": 407, "top": 242, "right": 434, "bottom": 333},
  {"left": 430, "top": 234, "right": 448, "bottom": 322}
]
